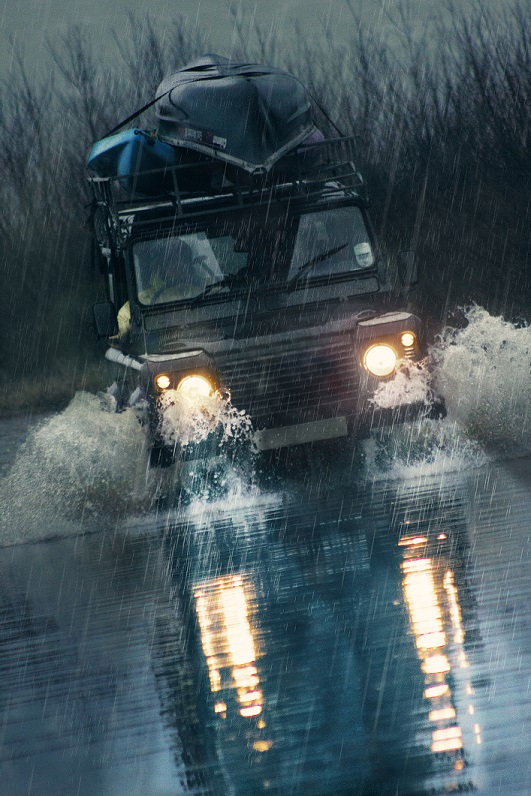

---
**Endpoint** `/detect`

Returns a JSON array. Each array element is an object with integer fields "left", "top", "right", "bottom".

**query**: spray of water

[
  {"left": 0, "top": 387, "right": 259, "bottom": 546},
  {"left": 370, "top": 359, "right": 433, "bottom": 409},
  {"left": 0, "top": 392, "right": 154, "bottom": 546},
  {"left": 364, "top": 307, "right": 530, "bottom": 480},
  {"left": 433, "top": 306, "right": 530, "bottom": 453},
  {"left": 180, "top": 487, "right": 280, "bottom": 538},
  {"left": 155, "top": 389, "right": 257, "bottom": 502},
  {"left": 158, "top": 389, "right": 254, "bottom": 449},
  {"left": 363, "top": 417, "right": 488, "bottom": 482}
]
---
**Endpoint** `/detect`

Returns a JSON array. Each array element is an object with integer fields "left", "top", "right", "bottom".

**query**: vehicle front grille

[{"left": 219, "top": 335, "right": 362, "bottom": 428}]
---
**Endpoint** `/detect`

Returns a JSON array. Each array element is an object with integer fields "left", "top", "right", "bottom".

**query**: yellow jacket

[{"left": 115, "top": 278, "right": 164, "bottom": 337}]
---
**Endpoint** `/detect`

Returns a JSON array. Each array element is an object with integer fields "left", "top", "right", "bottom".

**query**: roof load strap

[{"left": 103, "top": 88, "right": 171, "bottom": 139}]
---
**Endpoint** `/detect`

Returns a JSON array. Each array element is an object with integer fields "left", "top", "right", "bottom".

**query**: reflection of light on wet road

[
  {"left": 399, "top": 538, "right": 482, "bottom": 763},
  {"left": 444, "top": 570, "right": 465, "bottom": 645},
  {"left": 431, "top": 726, "right": 463, "bottom": 752},
  {"left": 398, "top": 536, "right": 428, "bottom": 547},
  {"left": 425, "top": 684, "right": 450, "bottom": 699},
  {"left": 402, "top": 557, "right": 446, "bottom": 650},
  {"left": 429, "top": 707, "right": 456, "bottom": 721},
  {"left": 194, "top": 574, "right": 264, "bottom": 720},
  {"left": 400, "top": 525, "right": 485, "bottom": 777}
]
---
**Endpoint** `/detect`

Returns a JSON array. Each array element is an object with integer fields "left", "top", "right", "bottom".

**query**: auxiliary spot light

[
  {"left": 401, "top": 331, "right": 416, "bottom": 348},
  {"left": 363, "top": 344, "right": 397, "bottom": 377},
  {"left": 155, "top": 373, "right": 171, "bottom": 390}
]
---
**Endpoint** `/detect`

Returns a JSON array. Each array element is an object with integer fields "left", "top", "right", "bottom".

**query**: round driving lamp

[
  {"left": 176, "top": 374, "right": 214, "bottom": 399},
  {"left": 401, "top": 332, "right": 416, "bottom": 348},
  {"left": 155, "top": 373, "right": 171, "bottom": 390},
  {"left": 364, "top": 344, "right": 397, "bottom": 377}
]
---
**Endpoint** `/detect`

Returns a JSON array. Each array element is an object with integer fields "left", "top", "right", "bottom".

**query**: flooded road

[
  {"left": 0, "top": 419, "right": 529, "bottom": 794},
  {"left": 0, "top": 310, "right": 529, "bottom": 794}
]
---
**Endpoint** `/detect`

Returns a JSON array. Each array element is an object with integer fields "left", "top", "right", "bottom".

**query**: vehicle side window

[{"left": 288, "top": 206, "right": 375, "bottom": 280}]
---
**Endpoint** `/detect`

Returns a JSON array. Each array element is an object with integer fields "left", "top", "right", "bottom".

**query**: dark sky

[
  {"left": 0, "top": 0, "right": 510, "bottom": 79},
  {"left": 0, "top": 0, "right": 365, "bottom": 77}
]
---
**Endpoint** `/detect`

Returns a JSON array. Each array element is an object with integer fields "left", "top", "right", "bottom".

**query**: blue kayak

[{"left": 87, "top": 129, "right": 178, "bottom": 195}]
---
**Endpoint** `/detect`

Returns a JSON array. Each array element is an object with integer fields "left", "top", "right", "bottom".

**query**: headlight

[
  {"left": 364, "top": 344, "right": 397, "bottom": 377},
  {"left": 176, "top": 374, "right": 214, "bottom": 399},
  {"left": 155, "top": 373, "right": 171, "bottom": 390}
]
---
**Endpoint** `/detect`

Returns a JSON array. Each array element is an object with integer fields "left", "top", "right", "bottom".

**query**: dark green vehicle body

[{"left": 90, "top": 138, "right": 442, "bottom": 464}]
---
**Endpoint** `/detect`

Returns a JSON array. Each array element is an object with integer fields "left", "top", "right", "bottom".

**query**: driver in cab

[{"left": 115, "top": 237, "right": 205, "bottom": 337}]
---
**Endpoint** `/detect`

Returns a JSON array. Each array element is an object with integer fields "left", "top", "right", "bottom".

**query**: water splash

[
  {"left": 2, "top": 308, "right": 527, "bottom": 545},
  {"left": 0, "top": 392, "right": 154, "bottom": 546},
  {"left": 181, "top": 487, "right": 280, "bottom": 536},
  {"left": 370, "top": 359, "right": 432, "bottom": 409},
  {"left": 159, "top": 389, "right": 254, "bottom": 449},
  {"left": 363, "top": 418, "right": 488, "bottom": 482},
  {"left": 432, "top": 306, "right": 530, "bottom": 453},
  {"left": 363, "top": 307, "right": 529, "bottom": 481},
  {"left": 154, "top": 389, "right": 256, "bottom": 503},
  {"left": 0, "top": 387, "right": 260, "bottom": 546}
]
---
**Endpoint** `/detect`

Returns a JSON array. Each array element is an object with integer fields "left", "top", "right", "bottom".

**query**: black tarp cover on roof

[{"left": 155, "top": 54, "right": 316, "bottom": 173}]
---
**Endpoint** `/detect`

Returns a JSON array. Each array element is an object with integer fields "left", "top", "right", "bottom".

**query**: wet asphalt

[{"left": 0, "top": 425, "right": 529, "bottom": 795}]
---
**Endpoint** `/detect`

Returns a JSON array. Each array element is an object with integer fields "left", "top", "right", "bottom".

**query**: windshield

[
  {"left": 287, "top": 206, "right": 374, "bottom": 282},
  {"left": 132, "top": 205, "right": 375, "bottom": 307}
]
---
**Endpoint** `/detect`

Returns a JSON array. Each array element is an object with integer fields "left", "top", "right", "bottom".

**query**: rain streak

[{"left": 0, "top": 3, "right": 529, "bottom": 795}]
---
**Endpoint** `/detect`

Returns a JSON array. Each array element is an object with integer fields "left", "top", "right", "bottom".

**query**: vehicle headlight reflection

[
  {"left": 194, "top": 574, "right": 264, "bottom": 720},
  {"left": 363, "top": 344, "right": 397, "bottom": 377}
]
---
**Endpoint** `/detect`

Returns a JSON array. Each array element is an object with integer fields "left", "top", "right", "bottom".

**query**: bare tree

[{"left": 0, "top": 4, "right": 528, "bottom": 403}]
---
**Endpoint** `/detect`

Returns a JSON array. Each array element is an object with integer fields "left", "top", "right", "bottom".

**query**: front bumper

[{"left": 253, "top": 395, "right": 446, "bottom": 451}]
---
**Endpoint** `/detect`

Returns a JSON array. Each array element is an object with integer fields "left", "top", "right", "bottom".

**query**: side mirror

[
  {"left": 397, "top": 250, "right": 418, "bottom": 288},
  {"left": 93, "top": 302, "right": 118, "bottom": 338}
]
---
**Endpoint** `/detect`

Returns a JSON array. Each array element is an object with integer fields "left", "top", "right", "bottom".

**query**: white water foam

[
  {"left": 0, "top": 392, "right": 155, "bottom": 546},
  {"left": 182, "top": 488, "right": 280, "bottom": 535},
  {"left": 157, "top": 389, "right": 256, "bottom": 502},
  {"left": 363, "top": 417, "right": 488, "bottom": 483},
  {"left": 432, "top": 306, "right": 530, "bottom": 453},
  {"left": 370, "top": 359, "right": 433, "bottom": 409},
  {"left": 364, "top": 307, "right": 530, "bottom": 482},
  {"left": 0, "top": 389, "right": 258, "bottom": 546},
  {"left": 159, "top": 389, "right": 254, "bottom": 449}
]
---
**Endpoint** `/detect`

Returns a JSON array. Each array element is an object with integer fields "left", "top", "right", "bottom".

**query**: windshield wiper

[
  {"left": 286, "top": 243, "right": 349, "bottom": 291},
  {"left": 189, "top": 276, "right": 231, "bottom": 307},
  {"left": 189, "top": 265, "right": 250, "bottom": 307},
  {"left": 189, "top": 242, "right": 351, "bottom": 306}
]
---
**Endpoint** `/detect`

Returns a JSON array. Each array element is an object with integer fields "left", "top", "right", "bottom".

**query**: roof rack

[{"left": 88, "top": 137, "right": 367, "bottom": 245}]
